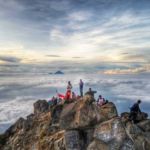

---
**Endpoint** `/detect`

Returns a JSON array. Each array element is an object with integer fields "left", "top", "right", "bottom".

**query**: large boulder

[
  {"left": 6, "top": 117, "right": 25, "bottom": 136},
  {"left": 83, "top": 94, "right": 96, "bottom": 103},
  {"left": 59, "top": 99, "right": 100, "bottom": 130},
  {"left": 39, "top": 130, "right": 66, "bottom": 150},
  {"left": 124, "top": 120, "right": 143, "bottom": 134},
  {"left": 83, "top": 128, "right": 95, "bottom": 148},
  {"left": 23, "top": 113, "right": 35, "bottom": 131},
  {"left": 54, "top": 131, "right": 84, "bottom": 150},
  {"left": 121, "top": 112, "right": 148, "bottom": 122},
  {"left": 131, "top": 134, "right": 150, "bottom": 150},
  {"left": 87, "top": 139, "right": 109, "bottom": 150},
  {"left": 51, "top": 104, "right": 64, "bottom": 124},
  {"left": 94, "top": 117, "right": 136, "bottom": 150},
  {"left": 33, "top": 100, "right": 49, "bottom": 116},
  {"left": 136, "top": 119, "right": 150, "bottom": 132},
  {"left": 99, "top": 102, "right": 118, "bottom": 122}
]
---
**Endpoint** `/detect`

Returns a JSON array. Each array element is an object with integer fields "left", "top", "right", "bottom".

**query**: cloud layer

[
  {"left": 0, "top": 74, "right": 150, "bottom": 133},
  {"left": 104, "top": 65, "right": 150, "bottom": 74}
]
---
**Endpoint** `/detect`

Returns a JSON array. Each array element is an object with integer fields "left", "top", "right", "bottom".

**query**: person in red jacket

[{"left": 65, "top": 81, "right": 72, "bottom": 100}]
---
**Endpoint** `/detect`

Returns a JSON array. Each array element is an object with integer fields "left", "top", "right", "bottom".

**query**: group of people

[
  {"left": 65, "top": 79, "right": 83, "bottom": 99},
  {"left": 64, "top": 80, "right": 109, "bottom": 107},
  {"left": 48, "top": 79, "right": 144, "bottom": 124}
]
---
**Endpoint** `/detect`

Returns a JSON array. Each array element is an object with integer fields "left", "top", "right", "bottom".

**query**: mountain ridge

[{"left": 0, "top": 94, "right": 150, "bottom": 150}]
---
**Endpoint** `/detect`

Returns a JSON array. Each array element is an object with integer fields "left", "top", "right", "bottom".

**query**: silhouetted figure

[
  {"left": 85, "top": 88, "right": 97, "bottom": 98},
  {"left": 79, "top": 79, "right": 84, "bottom": 97},
  {"left": 129, "top": 100, "right": 142, "bottom": 123}
]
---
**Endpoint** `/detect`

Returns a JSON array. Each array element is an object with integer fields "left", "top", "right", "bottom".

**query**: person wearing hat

[
  {"left": 72, "top": 92, "right": 76, "bottom": 98},
  {"left": 128, "top": 100, "right": 142, "bottom": 123}
]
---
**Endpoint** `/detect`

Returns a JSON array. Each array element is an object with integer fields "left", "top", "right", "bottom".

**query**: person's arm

[
  {"left": 97, "top": 98, "right": 99, "bottom": 102},
  {"left": 71, "top": 84, "right": 73, "bottom": 89},
  {"left": 93, "top": 91, "right": 97, "bottom": 93}
]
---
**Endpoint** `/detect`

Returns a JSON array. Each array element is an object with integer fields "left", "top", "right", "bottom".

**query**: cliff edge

[{"left": 0, "top": 94, "right": 150, "bottom": 150}]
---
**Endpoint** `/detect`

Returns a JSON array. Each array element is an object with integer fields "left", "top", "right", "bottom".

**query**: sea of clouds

[{"left": 0, "top": 74, "right": 150, "bottom": 134}]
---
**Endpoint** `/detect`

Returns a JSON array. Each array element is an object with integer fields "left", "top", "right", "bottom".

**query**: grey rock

[
  {"left": 54, "top": 131, "right": 84, "bottom": 150},
  {"left": 59, "top": 99, "right": 100, "bottom": 130},
  {"left": 51, "top": 104, "right": 64, "bottom": 124},
  {"left": 100, "top": 102, "right": 118, "bottom": 121},
  {"left": 94, "top": 118, "right": 136, "bottom": 150},
  {"left": 6, "top": 117, "right": 25, "bottom": 136},
  {"left": 136, "top": 119, "right": 150, "bottom": 132},
  {"left": 33, "top": 100, "right": 49, "bottom": 116}
]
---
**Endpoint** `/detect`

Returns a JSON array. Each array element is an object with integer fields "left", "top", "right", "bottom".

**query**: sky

[{"left": 0, "top": 0, "right": 150, "bottom": 74}]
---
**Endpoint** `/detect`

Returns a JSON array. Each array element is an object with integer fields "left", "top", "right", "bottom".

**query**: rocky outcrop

[
  {"left": 99, "top": 102, "right": 118, "bottom": 122},
  {"left": 93, "top": 117, "right": 136, "bottom": 150},
  {"left": 6, "top": 117, "right": 25, "bottom": 136},
  {"left": 1, "top": 93, "right": 150, "bottom": 150},
  {"left": 121, "top": 112, "right": 148, "bottom": 122},
  {"left": 34, "top": 100, "right": 49, "bottom": 116},
  {"left": 58, "top": 99, "right": 100, "bottom": 130},
  {"left": 136, "top": 120, "right": 150, "bottom": 132}
]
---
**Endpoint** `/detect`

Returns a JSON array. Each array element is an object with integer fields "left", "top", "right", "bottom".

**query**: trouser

[
  {"left": 65, "top": 90, "right": 71, "bottom": 99},
  {"left": 80, "top": 88, "right": 83, "bottom": 97},
  {"left": 99, "top": 101, "right": 104, "bottom": 106},
  {"left": 129, "top": 111, "right": 137, "bottom": 121}
]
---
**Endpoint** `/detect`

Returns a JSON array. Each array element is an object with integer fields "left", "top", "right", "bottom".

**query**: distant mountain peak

[{"left": 54, "top": 71, "right": 64, "bottom": 74}]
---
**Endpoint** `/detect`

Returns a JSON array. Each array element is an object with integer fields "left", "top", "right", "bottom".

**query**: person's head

[
  {"left": 68, "top": 81, "right": 71, "bottom": 84},
  {"left": 89, "top": 88, "right": 91, "bottom": 91},
  {"left": 137, "top": 100, "right": 141, "bottom": 104},
  {"left": 99, "top": 95, "right": 102, "bottom": 98},
  {"left": 80, "top": 79, "right": 82, "bottom": 82}
]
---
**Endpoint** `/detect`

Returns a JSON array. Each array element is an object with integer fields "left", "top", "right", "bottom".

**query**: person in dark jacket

[
  {"left": 79, "top": 79, "right": 84, "bottom": 97},
  {"left": 129, "top": 100, "right": 142, "bottom": 123},
  {"left": 85, "top": 88, "right": 97, "bottom": 98}
]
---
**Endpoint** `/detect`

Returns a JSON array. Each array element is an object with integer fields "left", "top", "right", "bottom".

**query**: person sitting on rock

[
  {"left": 65, "top": 81, "right": 72, "bottom": 100},
  {"left": 85, "top": 88, "right": 97, "bottom": 98},
  {"left": 128, "top": 100, "right": 142, "bottom": 123},
  {"left": 72, "top": 92, "right": 76, "bottom": 99},
  {"left": 97, "top": 95, "right": 105, "bottom": 106}
]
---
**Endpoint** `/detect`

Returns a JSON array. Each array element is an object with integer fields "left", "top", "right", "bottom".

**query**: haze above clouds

[{"left": 0, "top": 0, "right": 150, "bottom": 74}]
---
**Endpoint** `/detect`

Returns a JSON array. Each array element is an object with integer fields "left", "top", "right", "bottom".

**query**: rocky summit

[{"left": 0, "top": 94, "right": 150, "bottom": 150}]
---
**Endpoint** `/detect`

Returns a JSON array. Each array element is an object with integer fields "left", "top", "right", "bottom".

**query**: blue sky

[{"left": 0, "top": 0, "right": 150, "bottom": 74}]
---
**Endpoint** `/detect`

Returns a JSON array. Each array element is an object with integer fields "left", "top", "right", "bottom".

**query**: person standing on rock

[
  {"left": 85, "top": 88, "right": 97, "bottom": 98},
  {"left": 128, "top": 100, "right": 142, "bottom": 123},
  {"left": 65, "top": 81, "right": 72, "bottom": 100},
  {"left": 79, "top": 79, "right": 84, "bottom": 97}
]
